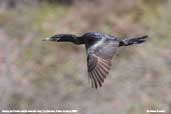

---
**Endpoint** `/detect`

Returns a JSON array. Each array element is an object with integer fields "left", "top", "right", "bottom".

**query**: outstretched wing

[{"left": 87, "top": 39, "right": 119, "bottom": 89}]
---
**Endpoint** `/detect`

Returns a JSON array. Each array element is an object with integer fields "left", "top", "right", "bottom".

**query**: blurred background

[{"left": 0, "top": 0, "right": 171, "bottom": 114}]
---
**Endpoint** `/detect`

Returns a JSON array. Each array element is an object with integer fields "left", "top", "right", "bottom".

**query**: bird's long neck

[
  {"left": 61, "top": 35, "right": 85, "bottom": 45},
  {"left": 60, "top": 35, "right": 77, "bottom": 42}
]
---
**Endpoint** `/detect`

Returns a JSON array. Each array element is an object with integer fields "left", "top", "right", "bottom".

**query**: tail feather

[{"left": 119, "top": 35, "right": 148, "bottom": 46}]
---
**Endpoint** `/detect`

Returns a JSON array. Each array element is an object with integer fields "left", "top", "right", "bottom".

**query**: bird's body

[{"left": 43, "top": 32, "right": 148, "bottom": 89}]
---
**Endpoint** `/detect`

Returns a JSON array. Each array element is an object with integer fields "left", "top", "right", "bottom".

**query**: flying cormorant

[{"left": 43, "top": 32, "right": 148, "bottom": 89}]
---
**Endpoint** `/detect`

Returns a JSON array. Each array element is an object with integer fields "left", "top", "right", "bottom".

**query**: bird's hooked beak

[
  {"left": 42, "top": 37, "right": 51, "bottom": 41},
  {"left": 42, "top": 37, "right": 60, "bottom": 42}
]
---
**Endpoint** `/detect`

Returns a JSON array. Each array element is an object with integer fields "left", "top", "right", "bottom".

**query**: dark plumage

[{"left": 43, "top": 32, "right": 148, "bottom": 89}]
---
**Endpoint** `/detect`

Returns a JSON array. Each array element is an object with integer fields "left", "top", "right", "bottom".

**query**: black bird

[{"left": 43, "top": 32, "right": 148, "bottom": 89}]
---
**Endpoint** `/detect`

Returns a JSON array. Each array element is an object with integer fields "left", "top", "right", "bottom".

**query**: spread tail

[{"left": 119, "top": 35, "right": 148, "bottom": 46}]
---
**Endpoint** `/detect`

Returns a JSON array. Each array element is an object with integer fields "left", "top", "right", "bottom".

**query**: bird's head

[
  {"left": 42, "top": 34, "right": 71, "bottom": 42},
  {"left": 42, "top": 34, "right": 79, "bottom": 43}
]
